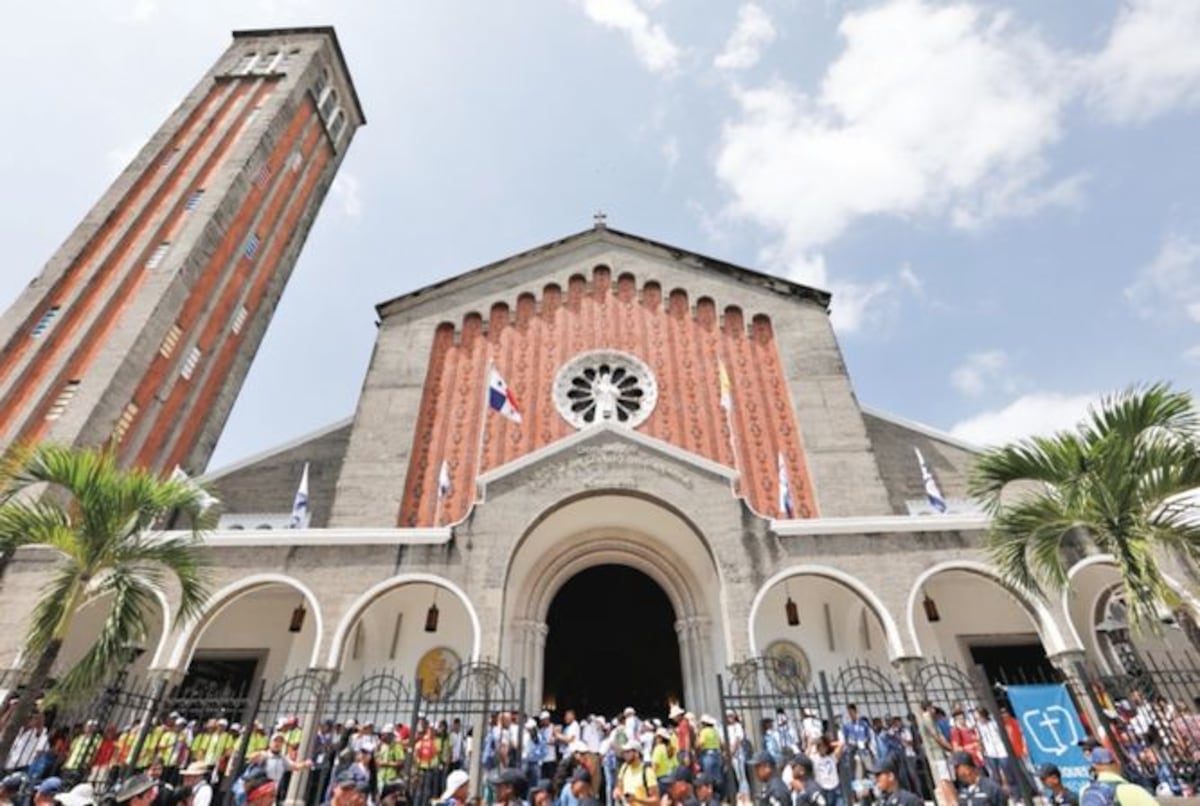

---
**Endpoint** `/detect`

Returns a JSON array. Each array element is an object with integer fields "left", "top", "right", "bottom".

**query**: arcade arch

[
  {"left": 168, "top": 574, "right": 322, "bottom": 688},
  {"left": 55, "top": 589, "right": 169, "bottom": 682},
  {"left": 748, "top": 566, "right": 903, "bottom": 670},
  {"left": 329, "top": 575, "right": 479, "bottom": 686},
  {"left": 909, "top": 562, "right": 1067, "bottom": 681},
  {"left": 1065, "top": 557, "right": 1200, "bottom": 674}
]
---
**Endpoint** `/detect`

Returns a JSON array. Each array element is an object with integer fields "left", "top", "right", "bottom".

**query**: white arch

[
  {"left": 907, "top": 560, "right": 1073, "bottom": 657},
  {"left": 166, "top": 573, "right": 325, "bottom": 670},
  {"left": 10, "top": 586, "right": 173, "bottom": 673},
  {"left": 327, "top": 574, "right": 481, "bottom": 669},
  {"left": 1062, "top": 554, "right": 1200, "bottom": 652},
  {"left": 748, "top": 565, "right": 906, "bottom": 660}
]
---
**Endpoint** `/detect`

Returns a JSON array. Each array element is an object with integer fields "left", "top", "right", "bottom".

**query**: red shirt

[{"left": 1002, "top": 715, "right": 1026, "bottom": 758}]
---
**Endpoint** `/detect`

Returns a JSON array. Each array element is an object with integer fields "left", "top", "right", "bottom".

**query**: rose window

[{"left": 552, "top": 350, "right": 657, "bottom": 429}]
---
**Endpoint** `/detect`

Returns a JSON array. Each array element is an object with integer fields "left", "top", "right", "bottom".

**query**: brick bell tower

[{"left": 0, "top": 27, "right": 364, "bottom": 474}]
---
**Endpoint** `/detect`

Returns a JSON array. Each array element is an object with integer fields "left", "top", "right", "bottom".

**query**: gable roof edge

[
  {"left": 860, "top": 405, "right": 984, "bottom": 454},
  {"left": 374, "top": 227, "right": 832, "bottom": 320}
]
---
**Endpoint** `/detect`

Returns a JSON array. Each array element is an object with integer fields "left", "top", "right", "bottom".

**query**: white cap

[
  {"left": 539, "top": 711, "right": 551, "bottom": 720},
  {"left": 526, "top": 719, "right": 537, "bottom": 729},
  {"left": 382, "top": 723, "right": 395, "bottom": 733},
  {"left": 570, "top": 740, "right": 588, "bottom": 754},
  {"left": 440, "top": 770, "right": 470, "bottom": 801},
  {"left": 623, "top": 707, "right": 636, "bottom": 716},
  {"left": 622, "top": 739, "right": 642, "bottom": 752}
]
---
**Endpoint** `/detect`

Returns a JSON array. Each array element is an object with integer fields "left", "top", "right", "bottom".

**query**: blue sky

[{"left": 1, "top": 0, "right": 1198, "bottom": 470}]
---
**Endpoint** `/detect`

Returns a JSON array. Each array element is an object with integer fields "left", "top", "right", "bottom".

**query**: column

[
  {"left": 675, "top": 618, "right": 697, "bottom": 710},
  {"left": 531, "top": 622, "right": 548, "bottom": 710}
]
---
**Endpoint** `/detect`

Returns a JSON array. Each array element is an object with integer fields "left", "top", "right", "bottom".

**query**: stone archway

[{"left": 501, "top": 493, "right": 725, "bottom": 715}]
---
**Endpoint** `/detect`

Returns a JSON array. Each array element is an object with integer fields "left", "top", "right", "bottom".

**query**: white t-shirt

[
  {"left": 813, "top": 753, "right": 839, "bottom": 790},
  {"left": 542, "top": 726, "right": 558, "bottom": 762},
  {"left": 192, "top": 781, "right": 213, "bottom": 806},
  {"left": 977, "top": 721, "right": 1007, "bottom": 759}
]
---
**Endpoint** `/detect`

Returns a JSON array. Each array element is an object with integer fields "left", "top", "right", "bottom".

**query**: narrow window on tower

[
  {"left": 259, "top": 51, "right": 281, "bottom": 73},
  {"left": 45, "top": 380, "right": 81, "bottom": 421},
  {"left": 180, "top": 347, "right": 202, "bottom": 380},
  {"left": 112, "top": 402, "right": 140, "bottom": 444},
  {"left": 231, "top": 305, "right": 249, "bottom": 335},
  {"left": 319, "top": 88, "right": 339, "bottom": 121},
  {"left": 235, "top": 51, "right": 258, "bottom": 75},
  {"left": 145, "top": 242, "right": 171, "bottom": 270},
  {"left": 313, "top": 66, "right": 330, "bottom": 99},
  {"left": 30, "top": 306, "right": 61, "bottom": 338},
  {"left": 243, "top": 234, "right": 261, "bottom": 261},
  {"left": 160, "top": 323, "right": 183, "bottom": 358},
  {"left": 327, "top": 109, "right": 347, "bottom": 144},
  {"left": 184, "top": 189, "right": 205, "bottom": 212}
]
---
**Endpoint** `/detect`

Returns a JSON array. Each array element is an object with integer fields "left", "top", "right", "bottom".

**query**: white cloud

[
  {"left": 579, "top": 0, "right": 681, "bottom": 74},
  {"left": 331, "top": 172, "right": 363, "bottom": 218},
  {"left": 715, "top": 3, "right": 777, "bottom": 71},
  {"left": 950, "top": 391, "right": 1099, "bottom": 446},
  {"left": 715, "top": 0, "right": 1077, "bottom": 294},
  {"left": 1125, "top": 233, "right": 1200, "bottom": 321},
  {"left": 950, "top": 349, "right": 1010, "bottom": 397},
  {"left": 1184, "top": 345, "right": 1200, "bottom": 364},
  {"left": 1087, "top": 0, "right": 1200, "bottom": 123}
]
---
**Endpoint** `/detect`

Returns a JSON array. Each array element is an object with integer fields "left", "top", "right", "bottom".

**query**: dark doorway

[
  {"left": 970, "top": 642, "right": 1056, "bottom": 686},
  {"left": 543, "top": 564, "right": 683, "bottom": 718}
]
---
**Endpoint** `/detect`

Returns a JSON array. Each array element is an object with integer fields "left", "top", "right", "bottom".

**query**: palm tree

[
  {"left": 969, "top": 383, "right": 1200, "bottom": 630},
  {"left": 0, "top": 444, "right": 213, "bottom": 765}
]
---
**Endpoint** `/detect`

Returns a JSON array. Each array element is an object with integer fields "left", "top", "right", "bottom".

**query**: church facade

[{"left": 2, "top": 223, "right": 1190, "bottom": 718}]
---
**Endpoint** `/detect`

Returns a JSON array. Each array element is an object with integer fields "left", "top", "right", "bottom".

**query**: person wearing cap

[
  {"left": 651, "top": 729, "right": 679, "bottom": 780},
  {"left": 865, "top": 755, "right": 921, "bottom": 806},
  {"left": 114, "top": 774, "right": 157, "bottom": 806},
  {"left": 246, "top": 778, "right": 279, "bottom": 806},
  {"left": 179, "top": 762, "right": 213, "bottom": 806},
  {"left": 694, "top": 773, "right": 720, "bottom": 806},
  {"left": 375, "top": 725, "right": 406, "bottom": 796},
  {"left": 1, "top": 772, "right": 25, "bottom": 806},
  {"left": 950, "top": 751, "right": 1003, "bottom": 806},
  {"left": 669, "top": 708, "right": 693, "bottom": 770},
  {"left": 751, "top": 750, "right": 789, "bottom": 806},
  {"left": 615, "top": 739, "right": 658, "bottom": 806},
  {"left": 437, "top": 769, "right": 471, "bottom": 806},
  {"left": 1036, "top": 764, "right": 1078, "bottom": 806},
  {"left": 63, "top": 721, "right": 100, "bottom": 780},
  {"left": 250, "top": 731, "right": 313, "bottom": 803},
  {"left": 33, "top": 777, "right": 63, "bottom": 806},
  {"left": 660, "top": 766, "right": 695, "bottom": 806},
  {"left": 695, "top": 714, "right": 724, "bottom": 794},
  {"left": 487, "top": 767, "right": 525, "bottom": 806},
  {"left": 522, "top": 717, "right": 547, "bottom": 790},
  {"left": 1080, "top": 748, "right": 1159, "bottom": 806}
]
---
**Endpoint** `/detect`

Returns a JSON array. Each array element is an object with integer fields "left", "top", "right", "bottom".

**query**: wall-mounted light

[
  {"left": 425, "top": 588, "right": 440, "bottom": 633},
  {"left": 922, "top": 590, "right": 941, "bottom": 623},
  {"left": 289, "top": 600, "right": 307, "bottom": 633},
  {"left": 785, "top": 579, "right": 800, "bottom": 627}
]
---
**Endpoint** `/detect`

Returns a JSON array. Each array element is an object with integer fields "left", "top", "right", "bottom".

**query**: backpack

[{"left": 1080, "top": 781, "right": 1119, "bottom": 806}]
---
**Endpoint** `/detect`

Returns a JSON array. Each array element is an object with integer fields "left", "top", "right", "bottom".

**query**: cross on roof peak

[{"left": 593, "top": 210, "right": 607, "bottom": 229}]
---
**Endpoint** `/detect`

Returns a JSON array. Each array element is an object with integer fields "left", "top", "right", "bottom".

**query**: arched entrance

[
  {"left": 502, "top": 493, "right": 726, "bottom": 715},
  {"left": 543, "top": 564, "right": 683, "bottom": 716}
]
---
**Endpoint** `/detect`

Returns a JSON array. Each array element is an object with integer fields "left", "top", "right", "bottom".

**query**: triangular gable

[
  {"left": 476, "top": 421, "right": 737, "bottom": 497},
  {"left": 376, "top": 225, "right": 831, "bottom": 319}
]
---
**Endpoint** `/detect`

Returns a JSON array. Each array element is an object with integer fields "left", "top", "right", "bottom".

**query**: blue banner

[{"left": 1006, "top": 684, "right": 1092, "bottom": 793}]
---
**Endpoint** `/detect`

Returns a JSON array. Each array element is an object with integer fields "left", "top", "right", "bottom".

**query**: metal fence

[{"left": 0, "top": 662, "right": 526, "bottom": 806}]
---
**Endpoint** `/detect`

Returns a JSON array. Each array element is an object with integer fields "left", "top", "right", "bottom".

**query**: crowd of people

[{"left": 0, "top": 691, "right": 1191, "bottom": 806}]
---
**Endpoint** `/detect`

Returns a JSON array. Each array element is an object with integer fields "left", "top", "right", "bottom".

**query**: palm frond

[
  {"left": 53, "top": 570, "right": 156, "bottom": 699},
  {"left": 113, "top": 533, "right": 210, "bottom": 624},
  {"left": 25, "top": 564, "right": 83, "bottom": 656}
]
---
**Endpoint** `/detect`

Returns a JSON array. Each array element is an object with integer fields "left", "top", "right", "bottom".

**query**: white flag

[
  {"left": 170, "top": 465, "right": 218, "bottom": 513},
  {"left": 289, "top": 462, "right": 310, "bottom": 528},
  {"left": 915, "top": 448, "right": 947, "bottom": 513},
  {"left": 437, "top": 460, "right": 452, "bottom": 500},
  {"left": 777, "top": 453, "right": 795, "bottom": 519}
]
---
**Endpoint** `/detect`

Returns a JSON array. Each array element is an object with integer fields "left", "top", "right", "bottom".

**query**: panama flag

[
  {"left": 437, "top": 459, "right": 452, "bottom": 500},
  {"left": 487, "top": 366, "right": 523, "bottom": 423},
  {"left": 777, "top": 452, "right": 796, "bottom": 518},
  {"left": 915, "top": 447, "right": 947, "bottom": 513},
  {"left": 289, "top": 462, "right": 310, "bottom": 528}
]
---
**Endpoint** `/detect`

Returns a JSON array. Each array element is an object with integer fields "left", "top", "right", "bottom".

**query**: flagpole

[{"left": 473, "top": 355, "right": 492, "bottom": 506}]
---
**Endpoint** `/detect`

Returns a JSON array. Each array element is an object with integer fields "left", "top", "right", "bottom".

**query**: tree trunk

[{"left": 0, "top": 637, "right": 62, "bottom": 770}]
